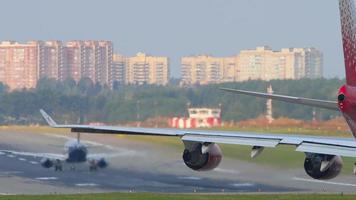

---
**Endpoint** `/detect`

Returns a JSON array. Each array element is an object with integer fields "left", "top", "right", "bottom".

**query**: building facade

[
  {"left": 126, "top": 52, "right": 169, "bottom": 85},
  {"left": 65, "top": 40, "right": 113, "bottom": 86},
  {"left": 181, "top": 46, "right": 323, "bottom": 85},
  {"left": 111, "top": 54, "right": 127, "bottom": 87},
  {"left": 0, "top": 40, "right": 114, "bottom": 90},
  {"left": 237, "top": 46, "right": 299, "bottom": 81},
  {"left": 181, "top": 55, "right": 239, "bottom": 85},
  {"left": 0, "top": 41, "right": 40, "bottom": 90},
  {"left": 38, "top": 40, "right": 66, "bottom": 81}
]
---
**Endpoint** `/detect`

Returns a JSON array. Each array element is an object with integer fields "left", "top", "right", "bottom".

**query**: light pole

[{"left": 136, "top": 100, "right": 140, "bottom": 127}]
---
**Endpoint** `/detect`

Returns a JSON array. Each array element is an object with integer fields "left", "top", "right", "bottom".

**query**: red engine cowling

[
  {"left": 182, "top": 143, "right": 222, "bottom": 171},
  {"left": 304, "top": 154, "right": 343, "bottom": 180}
]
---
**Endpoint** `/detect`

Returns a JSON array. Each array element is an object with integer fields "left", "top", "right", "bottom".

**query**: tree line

[{"left": 0, "top": 77, "right": 344, "bottom": 125}]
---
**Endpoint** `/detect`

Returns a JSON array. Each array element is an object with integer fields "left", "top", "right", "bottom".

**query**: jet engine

[
  {"left": 304, "top": 154, "right": 343, "bottom": 180},
  {"left": 97, "top": 158, "right": 108, "bottom": 169},
  {"left": 182, "top": 142, "right": 222, "bottom": 171},
  {"left": 41, "top": 158, "right": 54, "bottom": 168}
]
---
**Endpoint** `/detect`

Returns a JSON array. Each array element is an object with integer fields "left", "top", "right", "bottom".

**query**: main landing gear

[
  {"left": 89, "top": 160, "right": 98, "bottom": 171},
  {"left": 54, "top": 159, "right": 63, "bottom": 171}
]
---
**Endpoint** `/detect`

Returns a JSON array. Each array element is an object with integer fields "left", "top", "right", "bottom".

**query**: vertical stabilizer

[{"left": 340, "top": 0, "right": 356, "bottom": 86}]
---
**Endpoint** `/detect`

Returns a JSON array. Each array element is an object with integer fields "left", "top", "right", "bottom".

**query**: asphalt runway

[{"left": 0, "top": 130, "right": 355, "bottom": 194}]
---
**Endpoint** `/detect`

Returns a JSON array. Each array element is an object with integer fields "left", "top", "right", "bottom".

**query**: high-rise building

[
  {"left": 126, "top": 53, "right": 169, "bottom": 85},
  {"left": 38, "top": 41, "right": 67, "bottom": 81},
  {"left": 65, "top": 40, "right": 113, "bottom": 85},
  {"left": 181, "top": 46, "right": 323, "bottom": 85},
  {"left": 292, "top": 48, "right": 323, "bottom": 79},
  {"left": 65, "top": 41, "right": 83, "bottom": 82},
  {"left": 96, "top": 41, "right": 113, "bottom": 86},
  {"left": 237, "top": 46, "right": 300, "bottom": 81},
  {"left": 181, "top": 55, "right": 232, "bottom": 85},
  {"left": 0, "top": 41, "right": 40, "bottom": 90},
  {"left": 111, "top": 54, "right": 127, "bottom": 87}
]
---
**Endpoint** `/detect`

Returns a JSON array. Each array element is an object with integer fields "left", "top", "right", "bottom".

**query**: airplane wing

[
  {"left": 40, "top": 109, "right": 356, "bottom": 158},
  {"left": 0, "top": 150, "right": 66, "bottom": 160},
  {"left": 220, "top": 88, "right": 339, "bottom": 111}
]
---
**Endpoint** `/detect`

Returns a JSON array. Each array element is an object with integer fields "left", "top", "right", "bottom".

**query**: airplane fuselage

[
  {"left": 64, "top": 140, "right": 88, "bottom": 163},
  {"left": 338, "top": 85, "right": 356, "bottom": 137}
]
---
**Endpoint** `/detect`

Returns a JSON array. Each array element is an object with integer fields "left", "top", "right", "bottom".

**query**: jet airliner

[
  {"left": 41, "top": 0, "right": 356, "bottom": 180},
  {"left": 1, "top": 133, "right": 124, "bottom": 171}
]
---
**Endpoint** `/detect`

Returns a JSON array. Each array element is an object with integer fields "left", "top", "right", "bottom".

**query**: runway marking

[
  {"left": 177, "top": 176, "right": 202, "bottom": 180},
  {"left": 29, "top": 161, "right": 39, "bottom": 165},
  {"left": 75, "top": 183, "right": 99, "bottom": 187},
  {"left": 0, "top": 171, "right": 22, "bottom": 175},
  {"left": 293, "top": 177, "right": 356, "bottom": 187},
  {"left": 231, "top": 183, "right": 255, "bottom": 187},
  {"left": 215, "top": 168, "right": 240, "bottom": 174},
  {"left": 35, "top": 177, "right": 58, "bottom": 180},
  {"left": 18, "top": 158, "right": 27, "bottom": 161}
]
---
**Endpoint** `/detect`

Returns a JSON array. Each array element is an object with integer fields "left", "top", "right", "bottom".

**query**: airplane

[
  {"left": 0, "top": 132, "right": 124, "bottom": 171},
  {"left": 40, "top": 0, "right": 356, "bottom": 180}
]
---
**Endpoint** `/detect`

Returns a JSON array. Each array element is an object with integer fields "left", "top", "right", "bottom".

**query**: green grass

[
  {"left": 1, "top": 193, "right": 356, "bottom": 200},
  {"left": 212, "top": 126, "right": 351, "bottom": 137}
]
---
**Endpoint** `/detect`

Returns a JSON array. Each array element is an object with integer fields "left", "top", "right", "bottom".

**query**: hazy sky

[{"left": 0, "top": 0, "right": 347, "bottom": 78}]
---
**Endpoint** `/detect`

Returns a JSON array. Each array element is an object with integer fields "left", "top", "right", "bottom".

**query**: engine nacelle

[
  {"left": 182, "top": 143, "right": 222, "bottom": 171},
  {"left": 97, "top": 158, "right": 108, "bottom": 169},
  {"left": 41, "top": 158, "right": 54, "bottom": 168},
  {"left": 304, "top": 154, "right": 343, "bottom": 180}
]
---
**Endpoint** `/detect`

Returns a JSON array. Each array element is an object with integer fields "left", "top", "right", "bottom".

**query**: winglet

[{"left": 39, "top": 109, "right": 58, "bottom": 127}]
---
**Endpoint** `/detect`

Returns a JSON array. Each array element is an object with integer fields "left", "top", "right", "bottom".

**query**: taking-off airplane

[{"left": 41, "top": 0, "right": 356, "bottom": 180}]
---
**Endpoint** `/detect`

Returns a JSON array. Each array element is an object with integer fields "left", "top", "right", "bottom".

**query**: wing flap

[
  {"left": 296, "top": 142, "right": 356, "bottom": 157},
  {"left": 182, "top": 134, "right": 280, "bottom": 147}
]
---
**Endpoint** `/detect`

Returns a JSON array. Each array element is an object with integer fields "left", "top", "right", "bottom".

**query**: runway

[{"left": 0, "top": 129, "right": 355, "bottom": 194}]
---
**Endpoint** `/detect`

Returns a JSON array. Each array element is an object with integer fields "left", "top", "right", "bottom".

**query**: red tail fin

[{"left": 340, "top": 0, "right": 356, "bottom": 86}]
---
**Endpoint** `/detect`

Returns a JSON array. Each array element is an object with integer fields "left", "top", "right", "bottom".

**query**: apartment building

[
  {"left": 111, "top": 54, "right": 127, "bottom": 86},
  {"left": 181, "top": 46, "right": 323, "bottom": 85},
  {"left": 65, "top": 40, "right": 113, "bottom": 85},
  {"left": 237, "top": 46, "right": 298, "bottom": 81},
  {"left": 38, "top": 40, "right": 66, "bottom": 81},
  {"left": 126, "top": 53, "right": 169, "bottom": 85},
  {"left": 181, "top": 55, "right": 236, "bottom": 85},
  {"left": 0, "top": 41, "right": 40, "bottom": 90}
]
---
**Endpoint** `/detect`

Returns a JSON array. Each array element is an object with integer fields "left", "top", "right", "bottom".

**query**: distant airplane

[
  {"left": 0, "top": 133, "right": 122, "bottom": 171},
  {"left": 41, "top": 0, "right": 356, "bottom": 180}
]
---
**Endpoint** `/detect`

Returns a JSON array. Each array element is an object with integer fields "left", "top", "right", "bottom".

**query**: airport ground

[
  {"left": 0, "top": 193, "right": 356, "bottom": 200},
  {"left": 0, "top": 126, "right": 356, "bottom": 196}
]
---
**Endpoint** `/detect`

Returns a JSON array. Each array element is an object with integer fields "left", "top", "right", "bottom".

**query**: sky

[{"left": 0, "top": 0, "right": 347, "bottom": 78}]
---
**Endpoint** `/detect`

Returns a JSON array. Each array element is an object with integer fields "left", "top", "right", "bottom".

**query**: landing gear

[
  {"left": 54, "top": 159, "right": 63, "bottom": 172},
  {"left": 88, "top": 160, "right": 98, "bottom": 172},
  {"left": 89, "top": 165, "right": 98, "bottom": 171}
]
